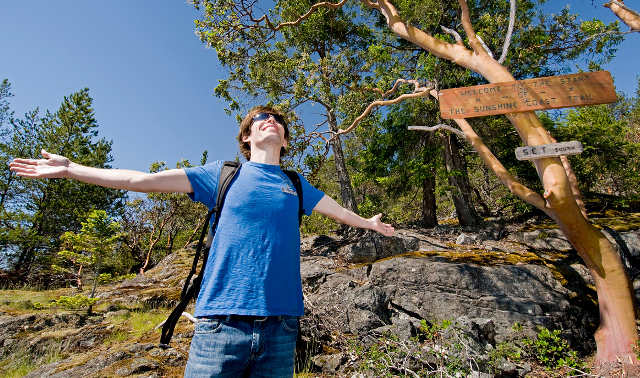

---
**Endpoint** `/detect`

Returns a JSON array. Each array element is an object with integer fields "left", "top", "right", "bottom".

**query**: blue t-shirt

[{"left": 184, "top": 161, "right": 325, "bottom": 317}]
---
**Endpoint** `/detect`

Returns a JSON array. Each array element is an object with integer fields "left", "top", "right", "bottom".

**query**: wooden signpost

[
  {"left": 515, "top": 141, "right": 583, "bottom": 160},
  {"left": 415, "top": 71, "right": 617, "bottom": 159},
  {"left": 438, "top": 71, "right": 617, "bottom": 119}
]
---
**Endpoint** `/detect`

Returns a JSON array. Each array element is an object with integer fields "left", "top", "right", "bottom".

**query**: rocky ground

[{"left": 2, "top": 213, "right": 640, "bottom": 377}]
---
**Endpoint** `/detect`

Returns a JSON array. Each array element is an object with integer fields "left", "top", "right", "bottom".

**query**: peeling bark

[{"left": 604, "top": 1, "right": 640, "bottom": 31}]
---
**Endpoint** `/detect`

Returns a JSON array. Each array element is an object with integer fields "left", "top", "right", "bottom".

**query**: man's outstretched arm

[
  {"left": 10, "top": 149, "right": 193, "bottom": 193},
  {"left": 313, "top": 195, "right": 395, "bottom": 237}
]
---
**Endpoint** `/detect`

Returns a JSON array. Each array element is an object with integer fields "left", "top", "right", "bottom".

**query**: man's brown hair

[{"left": 238, "top": 106, "right": 289, "bottom": 161}]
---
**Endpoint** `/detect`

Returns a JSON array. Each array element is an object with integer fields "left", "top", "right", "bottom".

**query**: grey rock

[
  {"left": 497, "top": 357, "right": 517, "bottom": 375},
  {"left": 457, "top": 233, "right": 478, "bottom": 245},
  {"left": 105, "top": 309, "right": 130, "bottom": 319},
  {"left": 312, "top": 352, "right": 345, "bottom": 372},
  {"left": 516, "top": 228, "right": 573, "bottom": 251},
  {"left": 128, "top": 343, "right": 155, "bottom": 353},
  {"left": 468, "top": 372, "right": 494, "bottom": 378},
  {"left": 337, "top": 233, "right": 419, "bottom": 264},
  {"left": 620, "top": 231, "right": 640, "bottom": 257},
  {"left": 300, "top": 256, "right": 335, "bottom": 288},
  {"left": 304, "top": 252, "right": 595, "bottom": 355},
  {"left": 129, "top": 358, "right": 160, "bottom": 373},
  {"left": 516, "top": 362, "right": 532, "bottom": 376}
]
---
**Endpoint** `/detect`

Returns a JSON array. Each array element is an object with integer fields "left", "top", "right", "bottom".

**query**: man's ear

[
  {"left": 242, "top": 134, "right": 250, "bottom": 143},
  {"left": 283, "top": 139, "right": 288, "bottom": 148}
]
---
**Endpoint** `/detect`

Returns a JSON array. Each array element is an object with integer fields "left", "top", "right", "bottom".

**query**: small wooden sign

[
  {"left": 515, "top": 141, "right": 584, "bottom": 160},
  {"left": 439, "top": 71, "right": 617, "bottom": 119}
]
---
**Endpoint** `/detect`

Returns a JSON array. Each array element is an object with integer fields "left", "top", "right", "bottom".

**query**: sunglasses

[{"left": 252, "top": 112, "right": 286, "bottom": 127}]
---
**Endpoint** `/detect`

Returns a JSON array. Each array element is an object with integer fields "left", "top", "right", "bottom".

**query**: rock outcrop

[{"left": 3, "top": 222, "right": 640, "bottom": 377}]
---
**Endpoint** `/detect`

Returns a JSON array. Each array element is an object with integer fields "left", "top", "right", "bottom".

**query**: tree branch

[
  {"left": 441, "top": 26, "right": 464, "bottom": 46},
  {"left": 408, "top": 124, "right": 466, "bottom": 140},
  {"left": 458, "top": 0, "right": 489, "bottom": 57},
  {"left": 476, "top": 35, "right": 494, "bottom": 59},
  {"left": 548, "top": 134, "right": 587, "bottom": 219},
  {"left": 498, "top": 0, "right": 516, "bottom": 64},
  {"left": 605, "top": 1, "right": 640, "bottom": 31},
  {"left": 336, "top": 79, "right": 433, "bottom": 135},
  {"left": 258, "top": 0, "right": 350, "bottom": 31}
]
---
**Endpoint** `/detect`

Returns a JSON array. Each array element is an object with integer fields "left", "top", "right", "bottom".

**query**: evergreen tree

[
  {"left": 0, "top": 88, "right": 125, "bottom": 273},
  {"left": 55, "top": 209, "right": 122, "bottom": 298}
]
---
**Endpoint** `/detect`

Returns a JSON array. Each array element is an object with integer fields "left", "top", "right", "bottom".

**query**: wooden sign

[
  {"left": 439, "top": 71, "right": 617, "bottom": 119},
  {"left": 515, "top": 141, "right": 583, "bottom": 161}
]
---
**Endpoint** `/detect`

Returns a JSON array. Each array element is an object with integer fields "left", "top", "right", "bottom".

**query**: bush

[
  {"left": 525, "top": 327, "right": 585, "bottom": 372},
  {"left": 33, "top": 295, "right": 98, "bottom": 310}
]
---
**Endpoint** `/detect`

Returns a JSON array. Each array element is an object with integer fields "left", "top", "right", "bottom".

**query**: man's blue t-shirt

[{"left": 184, "top": 161, "right": 325, "bottom": 317}]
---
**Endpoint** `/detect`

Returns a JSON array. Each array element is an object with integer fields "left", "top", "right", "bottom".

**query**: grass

[
  {"left": 103, "top": 308, "right": 171, "bottom": 345},
  {"left": 0, "top": 336, "right": 67, "bottom": 378},
  {"left": 0, "top": 289, "right": 63, "bottom": 304}
]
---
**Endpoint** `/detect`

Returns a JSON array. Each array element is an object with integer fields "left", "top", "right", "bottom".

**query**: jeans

[{"left": 184, "top": 315, "right": 299, "bottom": 378}]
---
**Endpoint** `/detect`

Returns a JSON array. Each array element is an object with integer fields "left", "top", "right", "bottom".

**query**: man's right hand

[{"left": 10, "top": 149, "right": 72, "bottom": 179}]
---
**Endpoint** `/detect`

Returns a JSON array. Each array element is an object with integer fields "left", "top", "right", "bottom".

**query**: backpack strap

[
  {"left": 160, "top": 161, "right": 241, "bottom": 348},
  {"left": 283, "top": 170, "right": 304, "bottom": 225}
]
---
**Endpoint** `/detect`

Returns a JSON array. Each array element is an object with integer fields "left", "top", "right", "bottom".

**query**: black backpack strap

[
  {"left": 283, "top": 170, "right": 304, "bottom": 225},
  {"left": 160, "top": 161, "right": 241, "bottom": 348}
]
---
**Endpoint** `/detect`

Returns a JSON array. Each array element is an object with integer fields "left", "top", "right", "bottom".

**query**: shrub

[{"left": 525, "top": 327, "right": 584, "bottom": 371}]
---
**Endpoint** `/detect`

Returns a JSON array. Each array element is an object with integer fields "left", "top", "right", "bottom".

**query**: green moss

[
  {"left": 592, "top": 213, "right": 640, "bottom": 232},
  {"left": 375, "top": 250, "right": 547, "bottom": 267}
]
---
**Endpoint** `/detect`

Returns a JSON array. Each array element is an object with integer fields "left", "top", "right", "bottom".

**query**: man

[{"left": 10, "top": 106, "right": 395, "bottom": 377}]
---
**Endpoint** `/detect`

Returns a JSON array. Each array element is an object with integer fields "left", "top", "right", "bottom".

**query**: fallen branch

[{"left": 155, "top": 312, "right": 197, "bottom": 330}]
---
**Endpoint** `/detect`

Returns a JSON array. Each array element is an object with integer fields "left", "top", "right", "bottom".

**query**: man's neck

[{"left": 249, "top": 148, "right": 280, "bottom": 166}]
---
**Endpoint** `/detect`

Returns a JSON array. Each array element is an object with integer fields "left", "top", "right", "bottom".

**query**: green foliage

[
  {"left": 345, "top": 318, "right": 471, "bottom": 377},
  {"left": 488, "top": 342, "right": 523, "bottom": 369},
  {"left": 0, "top": 87, "right": 125, "bottom": 273},
  {"left": 96, "top": 272, "right": 136, "bottom": 284},
  {"left": 0, "top": 336, "right": 66, "bottom": 378},
  {"left": 544, "top": 86, "right": 640, "bottom": 196},
  {"left": 524, "top": 327, "right": 584, "bottom": 371},
  {"left": 102, "top": 307, "right": 170, "bottom": 344},
  {"left": 487, "top": 323, "right": 586, "bottom": 374},
  {"left": 33, "top": 294, "right": 98, "bottom": 310},
  {"left": 119, "top": 159, "right": 208, "bottom": 272},
  {"left": 0, "top": 79, "right": 13, "bottom": 128},
  {"left": 55, "top": 210, "right": 123, "bottom": 298}
]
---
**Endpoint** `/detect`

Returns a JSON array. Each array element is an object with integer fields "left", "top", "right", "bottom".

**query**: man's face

[{"left": 243, "top": 112, "right": 288, "bottom": 150}]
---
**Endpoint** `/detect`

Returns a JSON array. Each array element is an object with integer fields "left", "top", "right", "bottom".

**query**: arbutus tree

[
  {"left": 193, "top": 0, "right": 639, "bottom": 365},
  {"left": 342, "top": 0, "right": 638, "bottom": 365}
]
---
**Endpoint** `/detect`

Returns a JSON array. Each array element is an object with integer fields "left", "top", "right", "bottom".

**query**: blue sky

[{"left": 1, "top": 1, "right": 638, "bottom": 173}]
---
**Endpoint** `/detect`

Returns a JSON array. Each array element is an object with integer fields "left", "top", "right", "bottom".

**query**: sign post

[
  {"left": 515, "top": 141, "right": 584, "bottom": 160},
  {"left": 438, "top": 71, "right": 617, "bottom": 119}
]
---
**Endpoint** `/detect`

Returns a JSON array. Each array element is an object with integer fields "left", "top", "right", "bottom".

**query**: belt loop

[
  {"left": 225, "top": 315, "right": 232, "bottom": 322},
  {"left": 278, "top": 315, "right": 283, "bottom": 321}
]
